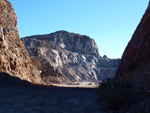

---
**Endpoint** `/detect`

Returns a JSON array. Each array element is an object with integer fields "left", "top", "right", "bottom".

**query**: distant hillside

[{"left": 21, "top": 30, "right": 119, "bottom": 84}]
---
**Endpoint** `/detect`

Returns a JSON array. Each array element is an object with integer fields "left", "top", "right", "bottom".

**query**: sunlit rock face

[
  {"left": 0, "top": 0, "right": 42, "bottom": 84},
  {"left": 21, "top": 31, "right": 119, "bottom": 84}
]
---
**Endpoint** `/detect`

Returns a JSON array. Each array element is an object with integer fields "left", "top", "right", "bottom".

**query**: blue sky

[{"left": 8, "top": 0, "right": 149, "bottom": 58}]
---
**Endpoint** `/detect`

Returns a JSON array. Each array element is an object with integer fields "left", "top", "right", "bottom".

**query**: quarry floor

[{"left": 0, "top": 85, "right": 103, "bottom": 113}]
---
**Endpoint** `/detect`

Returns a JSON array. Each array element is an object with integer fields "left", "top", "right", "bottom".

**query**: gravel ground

[{"left": 0, "top": 85, "right": 103, "bottom": 113}]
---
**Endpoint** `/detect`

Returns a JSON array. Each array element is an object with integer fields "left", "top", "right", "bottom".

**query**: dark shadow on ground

[
  {"left": 0, "top": 72, "right": 103, "bottom": 113},
  {"left": 0, "top": 72, "right": 31, "bottom": 85},
  {"left": 0, "top": 85, "right": 102, "bottom": 113}
]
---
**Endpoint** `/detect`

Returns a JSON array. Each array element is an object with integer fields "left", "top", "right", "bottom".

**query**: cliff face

[
  {"left": 115, "top": 2, "right": 150, "bottom": 86},
  {"left": 21, "top": 31, "right": 119, "bottom": 84},
  {"left": 0, "top": 0, "right": 42, "bottom": 84},
  {"left": 115, "top": 2, "right": 150, "bottom": 112}
]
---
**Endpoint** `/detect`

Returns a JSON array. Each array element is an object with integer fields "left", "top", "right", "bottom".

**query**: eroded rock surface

[
  {"left": 0, "top": 0, "right": 42, "bottom": 84},
  {"left": 22, "top": 31, "right": 119, "bottom": 84},
  {"left": 115, "top": 2, "right": 150, "bottom": 88},
  {"left": 115, "top": 2, "right": 150, "bottom": 112}
]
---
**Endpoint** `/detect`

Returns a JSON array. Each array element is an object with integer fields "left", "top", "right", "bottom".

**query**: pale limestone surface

[{"left": 21, "top": 31, "right": 119, "bottom": 84}]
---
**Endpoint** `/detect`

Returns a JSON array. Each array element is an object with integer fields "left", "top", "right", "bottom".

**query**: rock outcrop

[
  {"left": 0, "top": 0, "right": 42, "bottom": 84},
  {"left": 115, "top": 1, "right": 150, "bottom": 87},
  {"left": 115, "top": 2, "right": 150, "bottom": 112},
  {"left": 21, "top": 31, "right": 119, "bottom": 84}
]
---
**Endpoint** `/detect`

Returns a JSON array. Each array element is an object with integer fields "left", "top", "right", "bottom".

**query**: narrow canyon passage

[{"left": 0, "top": 86, "right": 102, "bottom": 113}]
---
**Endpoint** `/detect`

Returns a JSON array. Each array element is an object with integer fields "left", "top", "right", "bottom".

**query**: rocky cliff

[
  {"left": 115, "top": 2, "right": 150, "bottom": 112},
  {"left": 21, "top": 31, "right": 119, "bottom": 84},
  {"left": 115, "top": 1, "right": 150, "bottom": 88},
  {"left": 0, "top": 0, "right": 42, "bottom": 84}
]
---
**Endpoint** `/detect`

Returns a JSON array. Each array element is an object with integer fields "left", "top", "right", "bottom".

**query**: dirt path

[{"left": 0, "top": 85, "right": 103, "bottom": 113}]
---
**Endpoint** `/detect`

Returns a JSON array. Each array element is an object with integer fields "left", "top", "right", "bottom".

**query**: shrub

[
  {"left": 18, "top": 43, "right": 21, "bottom": 47},
  {"left": 98, "top": 78, "right": 136, "bottom": 111}
]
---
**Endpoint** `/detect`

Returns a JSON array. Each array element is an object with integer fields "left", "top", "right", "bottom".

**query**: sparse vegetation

[
  {"left": 18, "top": 43, "right": 21, "bottom": 47},
  {"left": 98, "top": 78, "right": 136, "bottom": 111}
]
